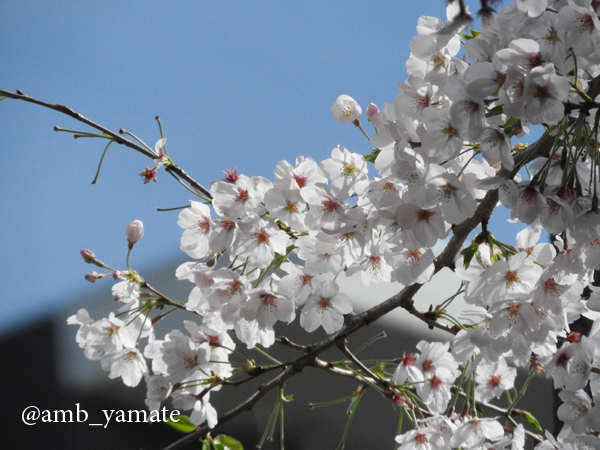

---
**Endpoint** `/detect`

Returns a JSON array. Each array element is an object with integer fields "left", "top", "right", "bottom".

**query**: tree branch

[{"left": 0, "top": 89, "right": 211, "bottom": 198}]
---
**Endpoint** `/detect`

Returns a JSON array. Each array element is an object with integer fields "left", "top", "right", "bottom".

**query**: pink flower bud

[
  {"left": 113, "top": 270, "right": 122, "bottom": 280},
  {"left": 567, "top": 332, "right": 581, "bottom": 344},
  {"left": 366, "top": 103, "right": 379, "bottom": 120},
  {"left": 126, "top": 220, "right": 144, "bottom": 244},
  {"left": 84, "top": 271, "right": 99, "bottom": 283},
  {"left": 80, "top": 249, "right": 97, "bottom": 264}
]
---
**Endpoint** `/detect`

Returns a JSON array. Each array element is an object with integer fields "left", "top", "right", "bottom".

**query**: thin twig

[{"left": 0, "top": 89, "right": 212, "bottom": 198}]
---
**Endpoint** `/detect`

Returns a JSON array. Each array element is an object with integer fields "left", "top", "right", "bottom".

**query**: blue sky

[{"left": 0, "top": 1, "right": 518, "bottom": 334}]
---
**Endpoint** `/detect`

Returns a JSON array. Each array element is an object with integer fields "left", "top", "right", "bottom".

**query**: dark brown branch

[{"left": 275, "top": 336, "right": 309, "bottom": 352}]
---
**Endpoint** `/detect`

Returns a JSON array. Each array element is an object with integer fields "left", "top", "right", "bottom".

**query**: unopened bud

[
  {"left": 126, "top": 220, "right": 144, "bottom": 245},
  {"left": 393, "top": 394, "right": 412, "bottom": 408},
  {"left": 366, "top": 103, "right": 379, "bottom": 121},
  {"left": 242, "top": 360, "right": 257, "bottom": 374},
  {"left": 567, "top": 332, "right": 582, "bottom": 343},
  {"left": 113, "top": 270, "right": 122, "bottom": 280},
  {"left": 80, "top": 249, "right": 97, "bottom": 264},
  {"left": 84, "top": 271, "right": 100, "bottom": 283}
]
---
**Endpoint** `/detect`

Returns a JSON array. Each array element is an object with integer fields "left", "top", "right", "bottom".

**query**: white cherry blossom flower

[
  {"left": 319, "top": 145, "right": 369, "bottom": 198},
  {"left": 178, "top": 201, "right": 213, "bottom": 259},
  {"left": 300, "top": 281, "right": 352, "bottom": 334},
  {"left": 475, "top": 357, "right": 517, "bottom": 402},
  {"left": 232, "top": 214, "right": 289, "bottom": 268},
  {"left": 331, "top": 95, "right": 362, "bottom": 124},
  {"left": 101, "top": 348, "right": 147, "bottom": 387},
  {"left": 240, "top": 288, "right": 295, "bottom": 329}
]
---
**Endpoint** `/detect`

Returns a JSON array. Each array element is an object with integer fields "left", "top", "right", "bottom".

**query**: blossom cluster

[{"left": 68, "top": 0, "right": 600, "bottom": 447}]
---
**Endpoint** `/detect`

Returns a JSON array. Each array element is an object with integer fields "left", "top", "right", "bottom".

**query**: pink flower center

[
  {"left": 402, "top": 353, "right": 416, "bottom": 366},
  {"left": 421, "top": 359, "right": 435, "bottom": 372},
  {"left": 294, "top": 173, "right": 308, "bottom": 188},
  {"left": 254, "top": 228, "right": 271, "bottom": 245},
  {"left": 505, "top": 270, "right": 520, "bottom": 285},
  {"left": 260, "top": 293, "right": 277, "bottom": 306},
  {"left": 416, "top": 93, "right": 431, "bottom": 109},
  {"left": 526, "top": 52, "right": 543, "bottom": 69},
  {"left": 299, "top": 273, "right": 313, "bottom": 286},
  {"left": 369, "top": 256, "right": 382, "bottom": 270},
  {"left": 285, "top": 201, "right": 299, "bottom": 213},
  {"left": 407, "top": 249, "right": 422, "bottom": 262},
  {"left": 415, "top": 434, "right": 428, "bottom": 445},
  {"left": 507, "top": 302, "right": 520, "bottom": 319},
  {"left": 544, "top": 27, "right": 559, "bottom": 43},
  {"left": 442, "top": 122, "right": 458, "bottom": 137},
  {"left": 557, "top": 351, "right": 571, "bottom": 368},
  {"left": 319, "top": 297, "right": 332, "bottom": 309},
  {"left": 382, "top": 182, "right": 396, "bottom": 193},
  {"left": 578, "top": 13, "right": 594, "bottom": 32},
  {"left": 430, "top": 375, "right": 442, "bottom": 389},
  {"left": 322, "top": 197, "right": 339, "bottom": 214},
  {"left": 534, "top": 84, "right": 549, "bottom": 100},
  {"left": 440, "top": 184, "right": 456, "bottom": 201},
  {"left": 222, "top": 168, "right": 239, "bottom": 183},
  {"left": 198, "top": 217, "right": 211, "bottom": 233},
  {"left": 488, "top": 375, "right": 501, "bottom": 387},
  {"left": 236, "top": 188, "right": 249, "bottom": 203},
  {"left": 462, "top": 99, "right": 480, "bottom": 113},
  {"left": 221, "top": 218, "right": 235, "bottom": 231},
  {"left": 223, "top": 167, "right": 239, "bottom": 184},
  {"left": 493, "top": 70, "right": 507, "bottom": 86},
  {"left": 227, "top": 279, "right": 243, "bottom": 296},
  {"left": 544, "top": 278, "right": 558, "bottom": 293},
  {"left": 140, "top": 168, "right": 157, "bottom": 181},
  {"left": 106, "top": 323, "right": 119, "bottom": 337},
  {"left": 417, "top": 209, "right": 435, "bottom": 223}
]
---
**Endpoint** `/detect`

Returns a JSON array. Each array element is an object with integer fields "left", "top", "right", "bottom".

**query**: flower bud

[
  {"left": 366, "top": 103, "right": 379, "bottom": 121},
  {"left": 126, "top": 220, "right": 144, "bottom": 245},
  {"left": 113, "top": 270, "right": 122, "bottom": 280},
  {"left": 80, "top": 249, "right": 97, "bottom": 264},
  {"left": 567, "top": 332, "right": 581, "bottom": 344},
  {"left": 84, "top": 271, "right": 99, "bottom": 283}
]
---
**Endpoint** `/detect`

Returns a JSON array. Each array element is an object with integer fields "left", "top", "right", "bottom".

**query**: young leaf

[
  {"left": 363, "top": 147, "right": 381, "bottom": 163},
  {"left": 520, "top": 411, "right": 543, "bottom": 433},
  {"left": 460, "top": 242, "right": 478, "bottom": 270},
  {"left": 213, "top": 434, "right": 244, "bottom": 450},
  {"left": 166, "top": 415, "right": 197, "bottom": 433}
]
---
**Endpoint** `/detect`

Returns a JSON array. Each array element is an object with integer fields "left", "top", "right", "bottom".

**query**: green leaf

[
  {"left": 370, "top": 362, "right": 387, "bottom": 379},
  {"left": 165, "top": 415, "right": 197, "bottom": 433},
  {"left": 460, "top": 243, "right": 478, "bottom": 270},
  {"left": 213, "top": 434, "right": 244, "bottom": 450},
  {"left": 521, "top": 411, "right": 543, "bottom": 433},
  {"left": 485, "top": 104, "right": 504, "bottom": 118},
  {"left": 364, "top": 147, "right": 381, "bottom": 163},
  {"left": 459, "top": 28, "right": 481, "bottom": 40}
]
